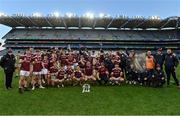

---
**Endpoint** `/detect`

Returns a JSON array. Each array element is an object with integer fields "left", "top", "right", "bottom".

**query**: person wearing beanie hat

[
  {"left": 154, "top": 48, "right": 165, "bottom": 69},
  {"left": 0, "top": 48, "right": 16, "bottom": 90}
]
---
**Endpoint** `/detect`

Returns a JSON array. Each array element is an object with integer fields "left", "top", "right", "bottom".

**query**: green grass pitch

[{"left": 0, "top": 66, "right": 180, "bottom": 115}]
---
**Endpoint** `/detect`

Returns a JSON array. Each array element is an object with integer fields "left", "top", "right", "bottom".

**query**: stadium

[{"left": 0, "top": 13, "right": 180, "bottom": 53}]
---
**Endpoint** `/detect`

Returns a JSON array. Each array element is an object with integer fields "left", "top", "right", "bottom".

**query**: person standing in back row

[
  {"left": 164, "top": 49, "right": 180, "bottom": 88},
  {"left": 0, "top": 48, "right": 16, "bottom": 90},
  {"left": 154, "top": 48, "right": 165, "bottom": 69}
]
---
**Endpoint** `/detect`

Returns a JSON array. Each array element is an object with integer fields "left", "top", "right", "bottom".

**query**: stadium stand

[{"left": 0, "top": 15, "right": 179, "bottom": 52}]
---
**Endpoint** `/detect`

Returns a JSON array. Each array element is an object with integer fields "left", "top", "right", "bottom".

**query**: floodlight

[
  {"left": 52, "top": 12, "right": 60, "bottom": 17},
  {"left": 0, "top": 12, "right": 7, "bottom": 17},
  {"left": 99, "top": 13, "right": 104, "bottom": 18},
  {"left": 65, "top": 12, "right": 75, "bottom": 18},
  {"left": 32, "top": 12, "right": 42, "bottom": 17},
  {"left": 99, "top": 13, "right": 110, "bottom": 18},
  {"left": 84, "top": 12, "right": 94, "bottom": 19}
]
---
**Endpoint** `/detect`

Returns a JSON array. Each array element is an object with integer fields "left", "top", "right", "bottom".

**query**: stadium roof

[{"left": 0, "top": 13, "right": 180, "bottom": 30}]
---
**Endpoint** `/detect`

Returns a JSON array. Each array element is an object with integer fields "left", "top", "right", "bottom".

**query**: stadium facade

[{"left": 0, "top": 14, "right": 180, "bottom": 52}]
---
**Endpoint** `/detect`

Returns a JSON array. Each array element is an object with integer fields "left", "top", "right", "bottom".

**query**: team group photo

[{"left": 0, "top": 0, "right": 180, "bottom": 115}]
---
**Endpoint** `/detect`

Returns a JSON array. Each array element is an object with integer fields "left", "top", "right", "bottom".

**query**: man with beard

[{"left": 164, "top": 49, "right": 180, "bottom": 88}]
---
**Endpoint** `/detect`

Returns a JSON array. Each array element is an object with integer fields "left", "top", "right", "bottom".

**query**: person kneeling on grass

[
  {"left": 154, "top": 64, "right": 165, "bottom": 87},
  {"left": 109, "top": 64, "right": 124, "bottom": 85},
  {"left": 97, "top": 63, "right": 109, "bottom": 85},
  {"left": 126, "top": 64, "right": 137, "bottom": 85},
  {"left": 72, "top": 66, "right": 85, "bottom": 86},
  {"left": 50, "top": 62, "right": 59, "bottom": 87},
  {"left": 146, "top": 69, "right": 156, "bottom": 87},
  {"left": 139, "top": 69, "right": 148, "bottom": 86},
  {"left": 84, "top": 61, "right": 96, "bottom": 82},
  {"left": 56, "top": 67, "right": 66, "bottom": 88},
  {"left": 64, "top": 64, "right": 74, "bottom": 85}
]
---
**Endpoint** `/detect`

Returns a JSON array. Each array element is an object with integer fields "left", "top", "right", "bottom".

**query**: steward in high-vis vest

[{"left": 145, "top": 51, "right": 155, "bottom": 86}]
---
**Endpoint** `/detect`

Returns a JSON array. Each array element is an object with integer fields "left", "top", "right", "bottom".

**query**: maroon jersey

[
  {"left": 98, "top": 66, "right": 108, "bottom": 77},
  {"left": 32, "top": 55, "right": 42, "bottom": 72},
  {"left": 49, "top": 66, "right": 58, "bottom": 73},
  {"left": 112, "top": 68, "right": 121, "bottom": 78},
  {"left": 74, "top": 71, "right": 82, "bottom": 78},
  {"left": 67, "top": 54, "right": 74, "bottom": 65},
  {"left": 99, "top": 54, "right": 105, "bottom": 63},
  {"left": 66, "top": 67, "right": 73, "bottom": 75},
  {"left": 73, "top": 54, "right": 79, "bottom": 63},
  {"left": 85, "top": 66, "right": 93, "bottom": 76},
  {"left": 49, "top": 60, "right": 58, "bottom": 73},
  {"left": 33, "top": 62, "right": 42, "bottom": 72},
  {"left": 57, "top": 69, "right": 66, "bottom": 80},
  {"left": 20, "top": 54, "right": 31, "bottom": 71},
  {"left": 49, "top": 60, "right": 56, "bottom": 70},
  {"left": 60, "top": 54, "right": 67, "bottom": 65}
]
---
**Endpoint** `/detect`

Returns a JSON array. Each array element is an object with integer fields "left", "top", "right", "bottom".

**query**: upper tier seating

[{"left": 4, "top": 29, "right": 179, "bottom": 40}]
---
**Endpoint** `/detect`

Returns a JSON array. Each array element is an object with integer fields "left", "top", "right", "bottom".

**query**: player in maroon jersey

[
  {"left": 99, "top": 50, "right": 105, "bottom": 63},
  {"left": 18, "top": 49, "right": 32, "bottom": 93},
  {"left": 49, "top": 62, "right": 59, "bottom": 86},
  {"left": 97, "top": 63, "right": 109, "bottom": 85},
  {"left": 65, "top": 64, "right": 74, "bottom": 84},
  {"left": 72, "top": 66, "right": 85, "bottom": 86},
  {"left": 67, "top": 52, "right": 75, "bottom": 66},
  {"left": 31, "top": 52, "right": 45, "bottom": 90},
  {"left": 78, "top": 56, "right": 86, "bottom": 73},
  {"left": 41, "top": 55, "right": 49, "bottom": 84},
  {"left": 48, "top": 56, "right": 57, "bottom": 86},
  {"left": 51, "top": 50, "right": 57, "bottom": 61},
  {"left": 56, "top": 66, "right": 66, "bottom": 87},
  {"left": 84, "top": 61, "right": 96, "bottom": 81},
  {"left": 93, "top": 58, "right": 101, "bottom": 78},
  {"left": 110, "top": 64, "right": 124, "bottom": 85},
  {"left": 60, "top": 51, "right": 67, "bottom": 66}
]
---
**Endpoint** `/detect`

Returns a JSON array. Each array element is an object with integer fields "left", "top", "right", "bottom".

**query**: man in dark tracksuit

[
  {"left": 154, "top": 48, "right": 165, "bottom": 69},
  {"left": 164, "top": 49, "right": 180, "bottom": 88},
  {"left": 0, "top": 49, "right": 16, "bottom": 90},
  {"left": 154, "top": 64, "right": 165, "bottom": 87}
]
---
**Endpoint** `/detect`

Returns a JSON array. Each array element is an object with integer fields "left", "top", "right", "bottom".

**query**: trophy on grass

[{"left": 82, "top": 84, "right": 90, "bottom": 93}]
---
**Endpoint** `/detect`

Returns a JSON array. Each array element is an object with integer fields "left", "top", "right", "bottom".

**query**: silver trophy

[{"left": 82, "top": 84, "right": 90, "bottom": 93}]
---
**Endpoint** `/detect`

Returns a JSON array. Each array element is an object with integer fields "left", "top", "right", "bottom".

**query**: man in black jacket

[
  {"left": 164, "top": 49, "right": 180, "bottom": 88},
  {"left": 0, "top": 48, "right": 16, "bottom": 90},
  {"left": 154, "top": 48, "right": 165, "bottom": 69}
]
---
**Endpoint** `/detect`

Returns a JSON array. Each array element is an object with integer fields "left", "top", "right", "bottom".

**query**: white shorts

[
  {"left": 41, "top": 68, "right": 48, "bottom": 75},
  {"left": 33, "top": 72, "right": 41, "bottom": 75},
  {"left": 113, "top": 77, "right": 120, "bottom": 81},
  {"left": 51, "top": 75, "right": 57, "bottom": 81},
  {"left": 20, "top": 70, "right": 30, "bottom": 77}
]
